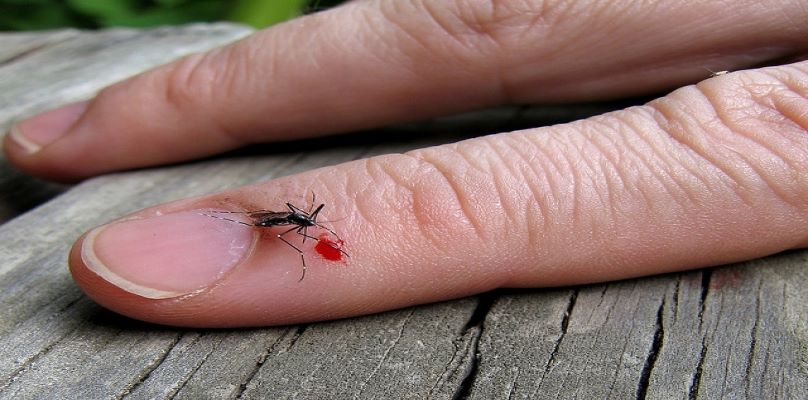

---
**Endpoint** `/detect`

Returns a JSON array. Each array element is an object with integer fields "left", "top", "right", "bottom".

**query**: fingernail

[
  {"left": 82, "top": 211, "right": 256, "bottom": 299},
  {"left": 7, "top": 100, "right": 89, "bottom": 154}
]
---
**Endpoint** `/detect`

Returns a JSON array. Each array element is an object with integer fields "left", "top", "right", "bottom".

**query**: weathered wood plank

[
  {"left": 239, "top": 299, "right": 479, "bottom": 399},
  {"left": 0, "top": 24, "right": 252, "bottom": 131},
  {"left": 466, "top": 258, "right": 808, "bottom": 399},
  {"left": 1, "top": 26, "right": 806, "bottom": 400},
  {"left": 0, "top": 24, "right": 252, "bottom": 222},
  {"left": 0, "top": 30, "right": 80, "bottom": 65},
  {"left": 468, "top": 279, "right": 669, "bottom": 399}
]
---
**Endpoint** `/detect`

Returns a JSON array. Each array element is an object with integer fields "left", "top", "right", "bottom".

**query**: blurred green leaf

[
  {"left": 65, "top": 0, "right": 136, "bottom": 19},
  {"left": 0, "top": 0, "right": 345, "bottom": 31},
  {"left": 227, "top": 0, "right": 308, "bottom": 28},
  {"left": 100, "top": 1, "right": 225, "bottom": 27},
  {"left": 154, "top": 0, "right": 188, "bottom": 6},
  {"left": 0, "top": 2, "right": 87, "bottom": 30}
]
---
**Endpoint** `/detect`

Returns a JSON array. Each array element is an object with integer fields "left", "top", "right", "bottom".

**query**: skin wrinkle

[
  {"left": 582, "top": 117, "right": 631, "bottom": 215},
  {"left": 723, "top": 108, "right": 802, "bottom": 208},
  {"left": 610, "top": 109, "right": 696, "bottom": 212},
  {"left": 602, "top": 116, "right": 672, "bottom": 213},
  {"left": 755, "top": 68, "right": 808, "bottom": 149},
  {"left": 512, "top": 0, "right": 573, "bottom": 66},
  {"left": 628, "top": 107, "right": 707, "bottom": 207},
  {"left": 520, "top": 0, "right": 555, "bottom": 39},
  {"left": 573, "top": 126, "right": 617, "bottom": 230},
  {"left": 485, "top": 133, "right": 552, "bottom": 258},
  {"left": 510, "top": 131, "right": 558, "bottom": 239},
  {"left": 451, "top": 140, "right": 508, "bottom": 223},
  {"left": 213, "top": 39, "right": 273, "bottom": 121},
  {"left": 353, "top": 4, "right": 424, "bottom": 78},
  {"left": 354, "top": 158, "right": 389, "bottom": 230},
  {"left": 417, "top": 1, "right": 477, "bottom": 49},
  {"left": 647, "top": 92, "right": 757, "bottom": 209},
  {"left": 163, "top": 53, "right": 214, "bottom": 110},
  {"left": 524, "top": 131, "right": 570, "bottom": 227},
  {"left": 444, "top": 0, "right": 538, "bottom": 106},
  {"left": 403, "top": 0, "right": 513, "bottom": 106},
  {"left": 701, "top": 74, "right": 807, "bottom": 208},
  {"left": 576, "top": 127, "right": 620, "bottom": 227},
  {"left": 471, "top": 137, "right": 522, "bottom": 233},
  {"left": 639, "top": 106, "right": 717, "bottom": 204},
  {"left": 435, "top": 0, "right": 500, "bottom": 47},
  {"left": 375, "top": 2, "right": 442, "bottom": 71},
  {"left": 410, "top": 151, "right": 487, "bottom": 242},
  {"left": 771, "top": 91, "right": 808, "bottom": 134},
  {"left": 349, "top": 24, "right": 393, "bottom": 73},
  {"left": 537, "top": 130, "right": 580, "bottom": 232},
  {"left": 494, "top": 133, "right": 552, "bottom": 237},
  {"left": 776, "top": 63, "right": 808, "bottom": 93},
  {"left": 160, "top": 53, "right": 216, "bottom": 125},
  {"left": 157, "top": 52, "right": 245, "bottom": 148},
  {"left": 553, "top": 129, "right": 588, "bottom": 238},
  {"left": 381, "top": 1, "right": 485, "bottom": 63},
  {"left": 524, "top": 137, "right": 556, "bottom": 237},
  {"left": 483, "top": 170, "right": 527, "bottom": 272}
]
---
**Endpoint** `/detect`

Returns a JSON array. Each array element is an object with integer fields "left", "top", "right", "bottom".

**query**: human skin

[{"left": 4, "top": 0, "right": 808, "bottom": 327}]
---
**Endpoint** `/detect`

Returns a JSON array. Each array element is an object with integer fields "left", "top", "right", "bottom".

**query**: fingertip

[
  {"left": 3, "top": 100, "right": 97, "bottom": 182},
  {"left": 69, "top": 209, "right": 262, "bottom": 326},
  {"left": 68, "top": 232, "right": 159, "bottom": 324}
]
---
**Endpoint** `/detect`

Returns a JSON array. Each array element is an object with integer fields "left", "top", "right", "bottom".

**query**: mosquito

[{"left": 203, "top": 194, "right": 348, "bottom": 281}]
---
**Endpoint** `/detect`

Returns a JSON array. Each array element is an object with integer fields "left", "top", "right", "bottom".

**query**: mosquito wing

[{"left": 248, "top": 211, "right": 295, "bottom": 227}]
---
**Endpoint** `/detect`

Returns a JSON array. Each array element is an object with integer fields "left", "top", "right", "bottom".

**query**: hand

[{"left": 5, "top": 0, "right": 808, "bottom": 327}]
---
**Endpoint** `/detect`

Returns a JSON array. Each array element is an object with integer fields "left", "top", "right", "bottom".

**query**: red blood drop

[{"left": 315, "top": 233, "right": 343, "bottom": 261}]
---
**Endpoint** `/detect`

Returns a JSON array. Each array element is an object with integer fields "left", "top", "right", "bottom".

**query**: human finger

[
  {"left": 69, "top": 61, "right": 808, "bottom": 326},
  {"left": 6, "top": 0, "right": 808, "bottom": 181}
]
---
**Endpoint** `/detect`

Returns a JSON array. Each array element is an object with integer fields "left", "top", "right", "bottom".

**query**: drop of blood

[{"left": 315, "top": 233, "right": 344, "bottom": 261}]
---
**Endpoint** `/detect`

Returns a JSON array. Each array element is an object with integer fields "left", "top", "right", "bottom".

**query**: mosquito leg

[
  {"left": 292, "top": 228, "right": 319, "bottom": 242},
  {"left": 287, "top": 203, "right": 304, "bottom": 213},
  {"left": 298, "top": 255, "right": 306, "bottom": 281},
  {"left": 278, "top": 227, "right": 308, "bottom": 281},
  {"left": 307, "top": 191, "right": 316, "bottom": 213},
  {"left": 200, "top": 212, "right": 254, "bottom": 227},
  {"left": 301, "top": 225, "right": 308, "bottom": 245},
  {"left": 205, "top": 210, "right": 273, "bottom": 214},
  {"left": 315, "top": 223, "right": 341, "bottom": 240}
]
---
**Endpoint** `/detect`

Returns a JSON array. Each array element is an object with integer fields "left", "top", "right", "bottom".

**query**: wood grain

[{"left": 0, "top": 25, "right": 806, "bottom": 399}]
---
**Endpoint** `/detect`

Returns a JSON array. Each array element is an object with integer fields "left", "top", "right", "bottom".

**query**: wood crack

[
  {"left": 446, "top": 327, "right": 481, "bottom": 400},
  {"left": 284, "top": 325, "right": 307, "bottom": 352},
  {"left": 688, "top": 271, "right": 712, "bottom": 400},
  {"left": 163, "top": 334, "right": 213, "bottom": 400},
  {"left": 448, "top": 293, "right": 495, "bottom": 399},
  {"left": 354, "top": 310, "right": 414, "bottom": 399},
  {"left": 0, "top": 40, "right": 65, "bottom": 66},
  {"left": 505, "top": 367, "right": 520, "bottom": 400},
  {"left": 538, "top": 289, "right": 578, "bottom": 386},
  {"left": 119, "top": 332, "right": 185, "bottom": 399},
  {"left": 636, "top": 298, "right": 665, "bottom": 399},
  {"left": 235, "top": 326, "right": 300, "bottom": 398},
  {"left": 743, "top": 279, "right": 763, "bottom": 398}
]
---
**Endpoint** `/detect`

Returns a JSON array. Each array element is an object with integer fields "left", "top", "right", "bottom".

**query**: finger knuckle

[
  {"left": 651, "top": 64, "right": 808, "bottom": 209},
  {"left": 375, "top": 0, "right": 559, "bottom": 55},
  {"left": 160, "top": 52, "right": 218, "bottom": 113}
]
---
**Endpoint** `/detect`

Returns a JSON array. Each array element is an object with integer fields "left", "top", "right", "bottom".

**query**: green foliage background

[{"left": 0, "top": 0, "right": 346, "bottom": 31}]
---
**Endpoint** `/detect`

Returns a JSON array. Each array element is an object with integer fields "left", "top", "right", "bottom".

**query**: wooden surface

[{"left": 1, "top": 25, "right": 806, "bottom": 399}]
